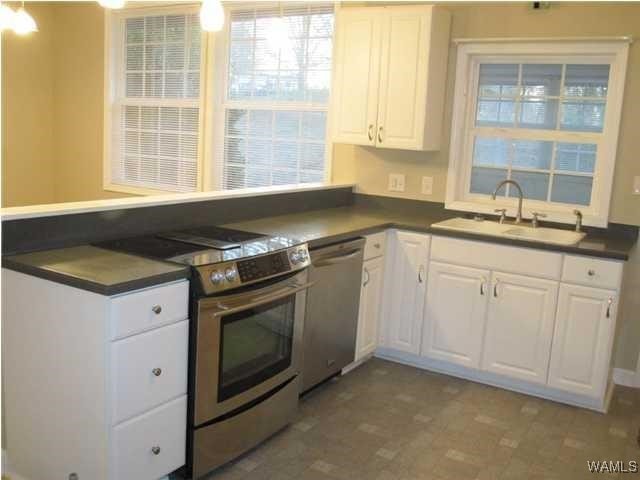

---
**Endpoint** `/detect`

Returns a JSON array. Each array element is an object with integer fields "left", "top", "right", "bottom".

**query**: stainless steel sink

[{"left": 432, "top": 217, "right": 586, "bottom": 246}]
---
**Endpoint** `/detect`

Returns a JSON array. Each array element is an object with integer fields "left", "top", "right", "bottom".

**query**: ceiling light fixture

[
  {"left": 97, "top": 0, "right": 126, "bottom": 9},
  {"left": 200, "top": 0, "right": 224, "bottom": 32},
  {"left": 0, "top": 3, "right": 16, "bottom": 32},
  {"left": 12, "top": 2, "right": 37, "bottom": 35}
]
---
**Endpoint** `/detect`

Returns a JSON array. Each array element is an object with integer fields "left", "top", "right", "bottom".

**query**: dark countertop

[
  {"left": 224, "top": 205, "right": 636, "bottom": 261},
  {"left": 2, "top": 203, "right": 635, "bottom": 295},
  {"left": 2, "top": 246, "right": 190, "bottom": 296}
]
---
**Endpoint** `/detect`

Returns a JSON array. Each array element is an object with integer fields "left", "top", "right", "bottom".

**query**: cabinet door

[
  {"left": 383, "top": 231, "right": 430, "bottom": 354},
  {"left": 331, "top": 8, "right": 382, "bottom": 146},
  {"left": 548, "top": 285, "right": 616, "bottom": 397},
  {"left": 356, "top": 256, "right": 384, "bottom": 361},
  {"left": 422, "top": 262, "right": 489, "bottom": 368},
  {"left": 375, "top": 8, "right": 430, "bottom": 150},
  {"left": 482, "top": 272, "right": 558, "bottom": 384}
]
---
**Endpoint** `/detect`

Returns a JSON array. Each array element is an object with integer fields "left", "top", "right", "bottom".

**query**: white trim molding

[
  {"left": 445, "top": 39, "right": 630, "bottom": 228},
  {"left": 613, "top": 368, "right": 639, "bottom": 388}
]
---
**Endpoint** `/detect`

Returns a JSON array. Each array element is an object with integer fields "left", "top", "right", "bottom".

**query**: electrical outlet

[
  {"left": 633, "top": 176, "right": 640, "bottom": 195},
  {"left": 421, "top": 176, "right": 433, "bottom": 195},
  {"left": 388, "top": 173, "right": 405, "bottom": 192}
]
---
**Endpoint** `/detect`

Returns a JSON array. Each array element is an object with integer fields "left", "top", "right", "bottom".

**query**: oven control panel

[{"left": 197, "top": 244, "right": 310, "bottom": 294}]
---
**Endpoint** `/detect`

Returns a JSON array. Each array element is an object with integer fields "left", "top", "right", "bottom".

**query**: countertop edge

[
  {"left": 305, "top": 222, "right": 631, "bottom": 261},
  {"left": 2, "top": 259, "right": 191, "bottom": 296}
]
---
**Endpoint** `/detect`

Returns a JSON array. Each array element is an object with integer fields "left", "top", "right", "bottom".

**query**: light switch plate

[
  {"left": 633, "top": 176, "right": 640, "bottom": 195},
  {"left": 388, "top": 173, "right": 405, "bottom": 192},
  {"left": 421, "top": 176, "right": 433, "bottom": 195}
]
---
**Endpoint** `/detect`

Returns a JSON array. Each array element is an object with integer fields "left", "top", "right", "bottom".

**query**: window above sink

[{"left": 445, "top": 40, "right": 630, "bottom": 228}]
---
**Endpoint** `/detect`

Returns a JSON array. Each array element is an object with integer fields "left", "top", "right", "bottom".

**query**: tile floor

[{"left": 202, "top": 358, "right": 639, "bottom": 480}]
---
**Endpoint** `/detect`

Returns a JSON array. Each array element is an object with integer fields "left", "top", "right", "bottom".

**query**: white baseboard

[
  {"left": 613, "top": 368, "right": 639, "bottom": 388},
  {"left": 375, "top": 348, "right": 608, "bottom": 412}
]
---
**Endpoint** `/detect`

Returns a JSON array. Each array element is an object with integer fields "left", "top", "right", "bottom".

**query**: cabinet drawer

[
  {"left": 363, "top": 232, "right": 386, "bottom": 260},
  {"left": 562, "top": 255, "right": 623, "bottom": 290},
  {"left": 110, "top": 281, "right": 188, "bottom": 340},
  {"left": 111, "top": 320, "right": 188, "bottom": 425},
  {"left": 431, "top": 236, "right": 562, "bottom": 280},
  {"left": 111, "top": 395, "right": 187, "bottom": 480}
]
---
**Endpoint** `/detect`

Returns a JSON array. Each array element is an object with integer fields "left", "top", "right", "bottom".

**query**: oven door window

[{"left": 218, "top": 294, "right": 295, "bottom": 402}]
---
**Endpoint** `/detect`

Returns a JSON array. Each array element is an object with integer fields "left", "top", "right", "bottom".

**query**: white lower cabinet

[
  {"left": 356, "top": 256, "right": 385, "bottom": 361},
  {"left": 548, "top": 284, "right": 617, "bottom": 397},
  {"left": 112, "top": 395, "right": 187, "bottom": 480},
  {"left": 2, "top": 270, "right": 189, "bottom": 480},
  {"left": 382, "top": 231, "right": 430, "bottom": 355},
  {"left": 422, "top": 262, "right": 489, "bottom": 368},
  {"left": 482, "top": 272, "right": 558, "bottom": 385}
]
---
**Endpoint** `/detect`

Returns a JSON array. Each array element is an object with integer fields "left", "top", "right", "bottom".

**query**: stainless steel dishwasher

[{"left": 301, "top": 237, "right": 365, "bottom": 393}]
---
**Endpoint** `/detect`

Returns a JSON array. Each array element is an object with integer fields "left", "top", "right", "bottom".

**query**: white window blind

[
  {"left": 470, "top": 62, "right": 610, "bottom": 206},
  {"left": 110, "top": 10, "right": 202, "bottom": 192},
  {"left": 218, "top": 3, "right": 334, "bottom": 190}
]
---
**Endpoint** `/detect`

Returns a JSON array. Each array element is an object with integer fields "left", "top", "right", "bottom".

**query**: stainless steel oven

[
  {"left": 193, "top": 269, "right": 309, "bottom": 424},
  {"left": 190, "top": 268, "right": 310, "bottom": 478}
]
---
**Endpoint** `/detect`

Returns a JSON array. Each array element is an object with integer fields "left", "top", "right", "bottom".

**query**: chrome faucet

[
  {"left": 573, "top": 209, "right": 583, "bottom": 233},
  {"left": 491, "top": 180, "right": 524, "bottom": 224}
]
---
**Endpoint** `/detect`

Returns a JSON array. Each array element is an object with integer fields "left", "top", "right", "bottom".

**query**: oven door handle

[
  {"left": 312, "top": 249, "right": 363, "bottom": 267},
  {"left": 211, "top": 281, "right": 315, "bottom": 316}
]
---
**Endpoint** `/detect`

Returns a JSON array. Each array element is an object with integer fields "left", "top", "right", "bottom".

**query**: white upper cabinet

[
  {"left": 548, "top": 284, "right": 617, "bottom": 397},
  {"left": 422, "top": 262, "right": 489, "bottom": 368},
  {"left": 482, "top": 272, "right": 558, "bottom": 385},
  {"left": 382, "top": 231, "right": 430, "bottom": 354},
  {"left": 331, "top": 8, "right": 382, "bottom": 146},
  {"left": 331, "top": 5, "right": 451, "bottom": 151}
]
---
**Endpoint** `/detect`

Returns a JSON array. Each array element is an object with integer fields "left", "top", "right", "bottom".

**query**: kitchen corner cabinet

[
  {"left": 331, "top": 5, "right": 451, "bottom": 151},
  {"left": 548, "top": 284, "right": 617, "bottom": 397},
  {"left": 356, "top": 255, "right": 385, "bottom": 361},
  {"left": 2, "top": 268, "right": 189, "bottom": 480},
  {"left": 381, "top": 231, "right": 430, "bottom": 354}
]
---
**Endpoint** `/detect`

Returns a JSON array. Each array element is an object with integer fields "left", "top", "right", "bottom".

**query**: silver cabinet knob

[
  {"left": 152, "top": 305, "right": 162, "bottom": 314},
  {"left": 152, "top": 368, "right": 162, "bottom": 377},
  {"left": 151, "top": 446, "right": 161, "bottom": 455},
  {"left": 588, "top": 269, "right": 595, "bottom": 276}
]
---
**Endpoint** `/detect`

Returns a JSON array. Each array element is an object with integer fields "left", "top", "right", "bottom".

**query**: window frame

[
  {"left": 445, "top": 40, "right": 629, "bottom": 228},
  {"left": 103, "top": 4, "right": 207, "bottom": 196},
  {"left": 204, "top": 3, "right": 335, "bottom": 191}
]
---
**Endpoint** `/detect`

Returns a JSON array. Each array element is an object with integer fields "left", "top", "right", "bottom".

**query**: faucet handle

[
  {"left": 531, "top": 211, "right": 547, "bottom": 228},
  {"left": 494, "top": 208, "right": 507, "bottom": 224}
]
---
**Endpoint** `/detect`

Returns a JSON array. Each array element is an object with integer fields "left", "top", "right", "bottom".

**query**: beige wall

[
  {"left": 2, "top": 3, "right": 57, "bottom": 207},
  {"left": 332, "top": 2, "right": 640, "bottom": 372},
  {"left": 2, "top": 1, "right": 130, "bottom": 207}
]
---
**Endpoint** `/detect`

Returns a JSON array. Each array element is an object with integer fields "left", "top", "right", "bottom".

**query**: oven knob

[
  {"left": 210, "top": 270, "right": 225, "bottom": 285},
  {"left": 289, "top": 251, "right": 301, "bottom": 264},
  {"left": 225, "top": 267, "right": 237, "bottom": 282},
  {"left": 298, "top": 249, "right": 309, "bottom": 262}
]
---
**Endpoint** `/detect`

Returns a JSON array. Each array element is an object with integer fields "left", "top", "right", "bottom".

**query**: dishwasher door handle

[{"left": 312, "top": 249, "right": 363, "bottom": 267}]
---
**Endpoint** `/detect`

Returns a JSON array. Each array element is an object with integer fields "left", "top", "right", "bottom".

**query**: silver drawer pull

[
  {"left": 151, "top": 446, "right": 161, "bottom": 455},
  {"left": 368, "top": 124, "right": 374, "bottom": 141},
  {"left": 588, "top": 269, "right": 595, "bottom": 276},
  {"left": 363, "top": 267, "right": 370, "bottom": 287},
  {"left": 493, "top": 280, "right": 499, "bottom": 298},
  {"left": 152, "top": 368, "right": 162, "bottom": 377},
  {"left": 606, "top": 297, "right": 613, "bottom": 318},
  {"left": 480, "top": 277, "right": 487, "bottom": 296},
  {"left": 152, "top": 305, "right": 162, "bottom": 315}
]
